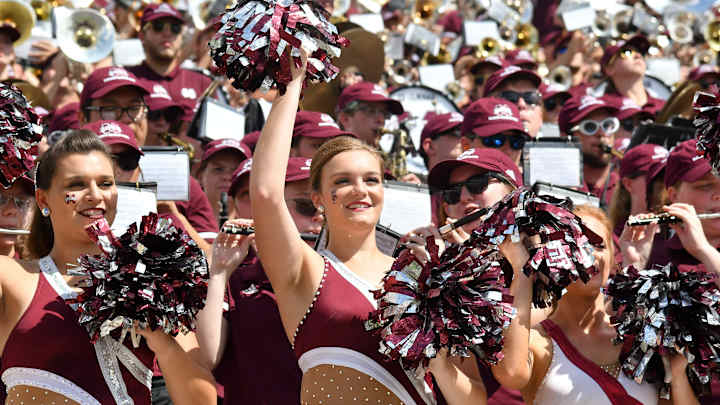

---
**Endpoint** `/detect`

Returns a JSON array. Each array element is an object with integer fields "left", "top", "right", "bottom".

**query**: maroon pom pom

[
  {"left": 0, "top": 83, "right": 42, "bottom": 188},
  {"left": 209, "top": 0, "right": 349, "bottom": 94},
  {"left": 693, "top": 88, "right": 720, "bottom": 174},
  {"left": 69, "top": 214, "right": 209, "bottom": 345}
]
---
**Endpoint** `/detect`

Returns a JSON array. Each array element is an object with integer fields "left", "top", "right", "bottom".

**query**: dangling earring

[
  {"left": 41, "top": 207, "right": 50, "bottom": 217},
  {"left": 317, "top": 205, "right": 325, "bottom": 214}
]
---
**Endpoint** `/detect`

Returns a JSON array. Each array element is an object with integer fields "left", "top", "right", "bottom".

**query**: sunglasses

[
  {"left": 609, "top": 47, "right": 639, "bottom": 65},
  {"left": 150, "top": 20, "right": 183, "bottom": 35},
  {"left": 474, "top": 75, "right": 486, "bottom": 86},
  {"left": 481, "top": 132, "right": 527, "bottom": 150},
  {"left": 148, "top": 108, "right": 182, "bottom": 123},
  {"left": 441, "top": 172, "right": 506, "bottom": 205},
  {"left": 112, "top": 151, "right": 141, "bottom": 171},
  {"left": 498, "top": 90, "right": 541, "bottom": 106},
  {"left": 543, "top": 95, "right": 569, "bottom": 112},
  {"left": 620, "top": 118, "right": 635, "bottom": 132},
  {"left": 290, "top": 198, "right": 319, "bottom": 217},
  {"left": 0, "top": 193, "right": 33, "bottom": 211},
  {"left": 571, "top": 117, "right": 620, "bottom": 136}
]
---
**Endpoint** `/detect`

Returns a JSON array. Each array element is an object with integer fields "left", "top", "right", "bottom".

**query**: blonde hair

[
  {"left": 573, "top": 204, "right": 614, "bottom": 261},
  {"left": 309, "top": 136, "right": 384, "bottom": 191}
]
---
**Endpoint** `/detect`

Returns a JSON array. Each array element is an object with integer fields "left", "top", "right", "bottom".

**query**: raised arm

[{"left": 249, "top": 53, "right": 323, "bottom": 301}]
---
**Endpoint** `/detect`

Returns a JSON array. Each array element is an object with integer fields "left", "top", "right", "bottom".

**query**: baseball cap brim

[
  {"left": 470, "top": 122, "right": 527, "bottom": 138},
  {"left": 428, "top": 159, "right": 510, "bottom": 190},
  {"left": 89, "top": 81, "right": 150, "bottom": 103},
  {"left": 666, "top": 162, "right": 711, "bottom": 188},
  {"left": 568, "top": 105, "right": 618, "bottom": 128}
]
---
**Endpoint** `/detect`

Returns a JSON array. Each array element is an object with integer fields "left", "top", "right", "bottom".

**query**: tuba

[{"left": 159, "top": 132, "right": 196, "bottom": 160}]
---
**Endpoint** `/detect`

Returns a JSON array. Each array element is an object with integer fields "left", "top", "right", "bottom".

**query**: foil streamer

[
  {"left": 365, "top": 236, "right": 516, "bottom": 374},
  {"left": 0, "top": 83, "right": 42, "bottom": 188},
  {"left": 209, "top": 0, "right": 349, "bottom": 94},
  {"left": 693, "top": 88, "right": 720, "bottom": 175},
  {"left": 607, "top": 264, "right": 720, "bottom": 398},
  {"left": 468, "top": 188, "right": 602, "bottom": 308},
  {"left": 68, "top": 213, "right": 209, "bottom": 346}
]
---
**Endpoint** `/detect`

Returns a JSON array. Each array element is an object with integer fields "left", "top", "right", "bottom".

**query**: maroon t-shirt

[
  {"left": 579, "top": 170, "right": 619, "bottom": 208},
  {"left": 645, "top": 233, "right": 720, "bottom": 403},
  {"left": 175, "top": 177, "right": 219, "bottom": 242},
  {"left": 127, "top": 62, "right": 211, "bottom": 120},
  {"left": 214, "top": 252, "right": 302, "bottom": 404}
]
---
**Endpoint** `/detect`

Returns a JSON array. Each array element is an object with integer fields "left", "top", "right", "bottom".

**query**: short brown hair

[{"left": 309, "top": 136, "right": 384, "bottom": 192}]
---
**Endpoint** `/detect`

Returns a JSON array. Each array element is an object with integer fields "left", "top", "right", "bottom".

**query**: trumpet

[
  {"left": 386, "top": 59, "right": 414, "bottom": 87},
  {"left": 514, "top": 22, "right": 537, "bottom": 50},
  {"left": 475, "top": 37, "right": 500, "bottom": 59},
  {"left": 159, "top": 132, "right": 196, "bottom": 160},
  {"left": 548, "top": 65, "right": 572, "bottom": 91}
]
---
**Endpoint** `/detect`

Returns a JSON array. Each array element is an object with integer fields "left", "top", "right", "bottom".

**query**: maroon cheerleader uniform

[
  {"left": 1, "top": 256, "right": 154, "bottom": 404},
  {"left": 293, "top": 250, "right": 445, "bottom": 405}
]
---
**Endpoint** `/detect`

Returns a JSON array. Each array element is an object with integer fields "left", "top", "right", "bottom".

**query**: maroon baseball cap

[
  {"left": 83, "top": 120, "right": 143, "bottom": 154},
  {"left": 241, "top": 131, "right": 261, "bottom": 151},
  {"left": 505, "top": 49, "right": 537, "bottom": 70},
  {"left": 201, "top": 138, "right": 251, "bottom": 162},
  {"left": 428, "top": 148, "right": 523, "bottom": 190},
  {"left": 141, "top": 3, "right": 184, "bottom": 26},
  {"left": 421, "top": 111, "right": 464, "bottom": 143},
  {"left": 229, "top": 158, "right": 253, "bottom": 197},
  {"left": 294, "top": 111, "right": 354, "bottom": 139},
  {"left": 665, "top": 139, "right": 713, "bottom": 188},
  {"left": 48, "top": 102, "right": 80, "bottom": 133},
  {"left": 613, "top": 96, "right": 653, "bottom": 121},
  {"left": 601, "top": 35, "right": 650, "bottom": 72},
  {"left": 558, "top": 94, "right": 619, "bottom": 134},
  {"left": 483, "top": 65, "right": 541, "bottom": 96},
  {"left": 461, "top": 98, "right": 527, "bottom": 138},
  {"left": 469, "top": 55, "right": 506, "bottom": 75},
  {"left": 336, "top": 82, "right": 404, "bottom": 115},
  {"left": 688, "top": 64, "right": 720, "bottom": 82},
  {"left": 540, "top": 82, "right": 571, "bottom": 101},
  {"left": 619, "top": 143, "right": 669, "bottom": 178},
  {"left": 144, "top": 82, "right": 184, "bottom": 112},
  {"left": 80, "top": 67, "right": 149, "bottom": 108}
]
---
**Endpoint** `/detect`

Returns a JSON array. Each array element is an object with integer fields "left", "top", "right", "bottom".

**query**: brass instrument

[
  {"left": 31, "top": 0, "right": 93, "bottom": 21},
  {"left": 159, "top": 132, "right": 196, "bottom": 160},
  {"left": 666, "top": 11, "right": 695, "bottom": 44},
  {"left": 56, "top": 8, "right": 116, "bottom": 64},
  {"left": 412, "top": 0, "right": 436, "bottom": 23},
  {"left": 379, "top": 128, "right": 409, "bottom": 178},
  {"left": 498, "top": 23, "right": 516, "bottom": 45},
  {"left": 514, "top": 22, "right": 537, "bottom": 50},
  {"left": 475, "top": 37, "right": 499, "bottom": 59},
  {"left": 704, "top": 18, "right": 720, "bottom": 52},
  {"left": 420, "top": 43, "right": 452, "bottom": 65},
  {"left": 612, "top": 8, "right": 634, "bottom": 39},
  {"left": 548, "top": 65, "right": 572, "bottom": 91},
  {"left": 695, "top": 48, "right": 716, "bottom": 66},
  {"left": 0, "top": 0, "right": 35, "bottom": 45},
  {"left": 189, "top": 0, "right": 234, "bottom": 30},
  {"left": 601, "top": 144, "right": 624, "bottom": 160},
  {"left": 386, "top": 59, "right": 414, "bottom": 87},
  {"left": 593, "top": 9, "right": 611, "bottom": 38}
]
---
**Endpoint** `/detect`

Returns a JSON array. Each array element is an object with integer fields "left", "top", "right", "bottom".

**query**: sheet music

[
  {"left": 348, "top": 14, "right": 385, "bottom": 33},
  {"left": 418, "top": 64, "right": 455, "bottom": 93},
  {"left": 139, "top": 151, "right": 190, "bottom": 201},
  {"left": 379, "top": 182, "right": 432, "bottom": 235},
  {"left": 112, "top": 184, "right": 158, "bottom": 234},
  {"left": 113, "top": 39, "right": 146, "bottom": 67},
  {"left": 525, "top": 144, "right": 583, "bottom": 188},
  {"left": 463, "top": 20, "right": 500, "bottom": 46},
  {"left": 203, "top": 100, "right": 246, "bottom": 141}
]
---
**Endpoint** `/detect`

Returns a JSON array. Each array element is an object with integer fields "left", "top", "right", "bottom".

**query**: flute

[
  {"left": 626, "top": 212, "right": 720, "bottom": 226},
  {"left": 221, "top": 223, "right": 255, "bottom": 235},
  {"left": 438, "top": 207, "right": 490, "bottom": 235},
  {"left": 0, "top": 228, "right": 29, "bottom": 235}
]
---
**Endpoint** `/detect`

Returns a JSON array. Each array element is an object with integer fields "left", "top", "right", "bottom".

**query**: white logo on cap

[
  {"left": 218, "top": 139, "right": 241, "bottom": 148},
  {"left": 449, "top": 112, "right": 463, "bottom": 123},
  {"left": 318, "top": 113, "right": 339, "bottom": 128},
  {"left": 652, "top": 146, "right": 668, "bottom": 161},
  {"left": 578, "top": 95, "right": 603, "bottom": 111},
  {"left": 151, "top": 84, "right": 172, "bottom": 100},
  {"left": 692, "top": 155, "right": 705, "bottom": 162},
  {"left": 181, "top": 88, "right": 197, "bottom": 99},
  {"left": 371, "top": 84, "right": 388, "bottom": 97},
  {"left": 488, "top": 103, "right": 518, "bottom": 122},
  {"left": 239, "top": 158, "right": 253, "bottom": 175},
  {"left": 500, "top": 65, "right": 522, "bottom": 78},
  {"left": 156, "top": 3, "right": 175, "bottom": 14},
  {"left": 98, "top": 122, "right": 130, "bottom": 140},
  {"left": 620, "top": 98, "right": 640, "bottom": 111},
  {"left": 457, "top": 149, "right": 477, "bottom": 160},
  {"left": 301, "top": 159, "right": 312, "bottom": 170},
  {"left": 505, "top": 169, "right": 516, "bottom": 182},
  {"left": 104, "top": 68, "right": 135, "bottom": 83}
]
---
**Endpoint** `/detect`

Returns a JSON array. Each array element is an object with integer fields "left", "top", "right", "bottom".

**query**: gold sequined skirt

[
  {"left": 301, "top": 364, "right": 406, "bottom": 405},
  {"left": 5, "top": 385, "right": 81, "bottom": 405}
]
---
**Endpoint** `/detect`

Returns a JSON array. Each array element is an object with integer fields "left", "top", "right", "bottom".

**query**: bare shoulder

[{"left": 0, "top": 256, "right": 35, "bottom": 287}]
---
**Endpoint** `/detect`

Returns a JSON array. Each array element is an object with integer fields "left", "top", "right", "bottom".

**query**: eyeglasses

[
  {"left": 498, "top": 90, "right": 541, "bottom": 106},
  {"left": 571, "top": 117, "right": 620, "bottom": 136},
  {"left": 481, "top": 132, "right": 527, "bottom": 150},
  {"left": 85, "top": 105, "right": 147, "bottom": 123},
  {"left": 441, "top": 172, "right": 505, "bottom": 205},
  {"left": 150, "top": 20, "right": 183, "bottom": 35},
  {"left": 0, "top": 193, "right": 33, "bottom": 211},
  {"left": 620, "top": 118, "right": 635, "bottom": 132},
  {"left": 356, "top": 103, "right": 391, "bottom": 120},
  {"left": 148, "top": 108, "right": 182, "bottom": 123},
  {"left": 112, "top": 151, "right": 141, "bottom": 171},
  {"left": 609, "top": 47, "right": 639, "bottom": 65},
  {"left": 543, "top": 96, "right": 569, "bottom": 112},
  {"left": 289, "top": 198, "right": 319, "bottom": 217},
  {"left": 474, "top": 75, "right": 485, "bottom": 86}
]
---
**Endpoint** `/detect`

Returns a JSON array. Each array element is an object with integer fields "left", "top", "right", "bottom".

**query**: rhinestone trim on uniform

[
  {"left": 2, "top": 367, "right": 101, "bottom": 405},
  {"left": 292, "top": 257, "right": 330, "bottom": 349}
]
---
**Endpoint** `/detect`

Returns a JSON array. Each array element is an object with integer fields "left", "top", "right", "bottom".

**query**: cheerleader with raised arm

[
  {"left": 0, "top": 130, "right": 217, "bottom": 405},
  {"left": 245, "top": 52, "right": 487, "bottom": 404}
]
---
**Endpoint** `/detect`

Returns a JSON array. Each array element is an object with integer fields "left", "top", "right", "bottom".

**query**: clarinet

[{"left": 219, "top": 192, "right": 229, "bottom": 228}]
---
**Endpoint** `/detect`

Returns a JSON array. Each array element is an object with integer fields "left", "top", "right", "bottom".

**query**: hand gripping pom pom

[
  {"left": 607, "top": 265, "right": 720, "bottom": 399},
  {"left": 209, "top": 0, "right": 349, "bottom": 94},
  {"left": 0, "top": 83, "right": 43, "bottom": 188},
  {"left": 68, "top": 213, "right": 209, "bottom": 346},
  {"left": 365, "top": 237, "right": 517, "bottom": 374},
  {"left": 694, "top": 89, "right": 720, "bottom": 175}
]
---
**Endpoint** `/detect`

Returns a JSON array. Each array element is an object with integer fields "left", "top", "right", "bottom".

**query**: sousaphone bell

[
  {"left": 56, "top": 8, "right": 116, "bottom": 64},
  {"left": 0, "top": 0, "right": 35, "bottom": 45}
]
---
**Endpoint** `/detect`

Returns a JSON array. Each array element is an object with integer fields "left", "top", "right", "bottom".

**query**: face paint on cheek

[
  {"left": 65, "top": 193, "right": 77, "bottom": 205},
  {"left": 331, "top": 190, "right": 338, "bottom": 204}
]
